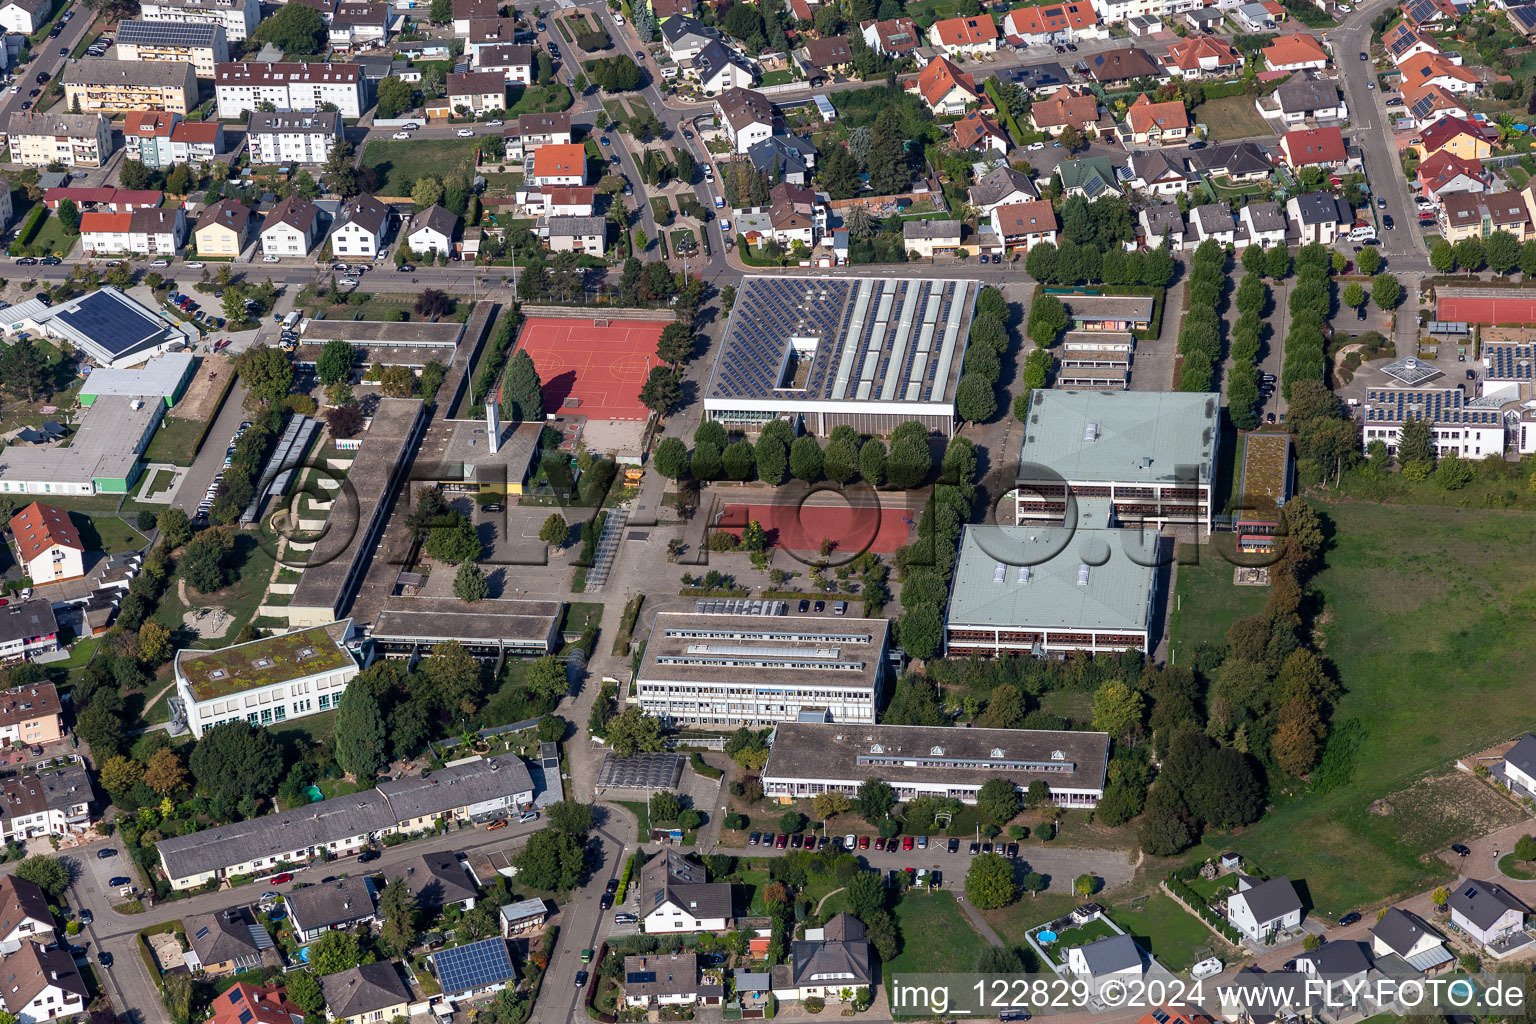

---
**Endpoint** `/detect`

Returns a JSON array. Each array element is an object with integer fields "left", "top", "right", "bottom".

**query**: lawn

[
  {"left": 1167, "top": 545, "right": 1269, "bottom": 666},
  {"left": 269, "top": 709, "right": 339, "bottom": 751},
  {"left": 72, "top": 513, "right": 148, "bottom": 557},
  {"left": 508, "top": 83, "right": 573, "bottom": 116},
  {"left": 981, "top": 892, "right": 1078, "bottom": 951},
  {"left": 882, "top": 890, "right": 996, "bottom": 976},
  {"left": 649, "top": 196, "right": 673, "bottom": 225},
  {"left": 761, "top": 69, "right": 795, "bottom": 86},
  {"left": 142, "top": 416, "right": 210, "bottom": 466},
  {"left": 1109, "top": 893, "right": 1219, "bottom": 971},
  {"left": 153, "top": 532, "right": 275, "bottom": 645},
  {"left": 362, "top": 137, "right": 483, "bottom": 195},
  {"left": 27, "top": 210, "right": 78, "bottom": 257},
  {"left": 143, "top": 469, "right": 174, "bottom": 497},
  {"left": 1193, "top": 95, "right": 1272, "bottom": 142},
  {"left": 1039, "top": 917, "right": 1117, "bottom": 964},
  {"left": 1187, "top": 500, "right": 1536, "bottom": 915}
]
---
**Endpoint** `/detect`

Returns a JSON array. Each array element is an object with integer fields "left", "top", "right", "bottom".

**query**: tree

[
  {"left": 723, "top": 440, "right": 755, "bottom": 481},
  {"left": 144, "top": 747, "right": 188, "bottom": 795},
  {"left": 526, "top": 655, "right": 569, "bottom": 704},
  {"left": 334, "top": 682, "right": 388, "bottom": 779},
  {"left": 1137, "top": 802, "right": 1194, "bottom": 856},
  {"left": 326, "top": 403, "right": 366, "bottom": 439},
  {"left": 100, "top": 755, "right": 144, "bottom": 795},
  {"left": 501, "top": 349, "right": 544, "bottom": 421},
  {"left": 812, "top": 791, "right": 852, "bottom": 820},
  {"left": 0, "top": 337, "right": 48, "bottom": 402},
  {"left": 976, "top": 777, "right": 1021, "bottom": 827},
  {"left": 1489, "top": 230, "right": 1521, "bottom": 276},
  {"left": 1455, "top": 236, "right": 1485, "bottom": 274},
  {"left": 376, "top": 76, "right": 415, "bottom": 120},
  {"left": 1430, "top": 237, "right": 1456, "bottom": 273},
  {"left": 639, "top": 366, "right": 681, "bottom": 415},
  {"left": 285, "top": 972, "right": 325, "bottom": 1015},
  {"left": 423, "top": 512, "right": 482, "bottom": 564},
  {"left": 1516, "top": 835, "right": 1536, "bottom": 862},
  {"left": 956, "top": 373, "right": 996, "bottom": 423},
  {"left": 1342, "top": 281, "right": 1366, "bottom": 310},
  {"left": 514, "top": 827, "right": 586, "bottom": 890},
  {"left": 1027, "top": 294, "right": 1068, "bottom": 347},
  {"left": 539, "top": 513, "right": 569, "bottom": 547},
  {"left": 857, "top": 777, "right": 895, "bottom": 822},
  {"left": 1356, "top": 245, "right": 1382, "bottom": 276},
  {"left": 137, "top": 621, "right": 173, "bottom": 665},
  {"left": 1273, "top": 697, "right": 1322, "bottom": 776},
  {"left": 1264, "top": 244, "right": 1291, "bottom": 280},
  {"left": 307, "top": 930, "right": 365, "bottom": 976},
  {"left": 253, "top": 2, "right": 327, "bottom": 54},
  {"left": 15, "top": 856, "right": 68, "bottom": 900},
  {"left": 189, "top": 721, "right": 284, "bottom": 806},
  {"left": 859, "top": 438, "right": 886, "bottom": 487},
  {"left": 845, "top": 870, "right": 885, "bottom": 920},
  {"left": 380, "top": 364, "right": 416, "bottom": 398},
  {"left": 316, "top": 339, "right": 355, "bottom": 386},
  {"left": 964, "top": 852, "right": 1016, "bottom": 910},
  {"left": 790, "top": 435, "right": 824, "bottom": 482},
  {"left": 453, "top": 561, "right": 489, "bottom": 602},
  {"left": 237, "top": 345, "right": 296, "bottom": 406},
  {"left": 1372, "top": 273, "right": 1401, "bottom": 310},
  {"left": 1398, "top": 416, "right": 1435, "bottom": 467},
  {"left": 657, "top": 323, "right": 695, "bottom": 367},
  {"left": 546, "top": 800, "right": 594, "bottom": 837},
  {"left": 654, "top": 437, "right": 689, "bottom": 479},
  {"left": 180, "top": 529, "right": 232, "bottom": 594},
  {"left": 56, "top": 198, "right": 80, "bottom": 233},
  {"left": 378, "top": 878, "right": 418, "bottom": 956},
  {"left": 1074, "top": 874, "right": 1098, "bottom": 897},
  {"left": 415, "top": 288, "right": 453, "bottom": 320},
  {"left": 1091, "top": 680, "right": 1144, "bottom": 741},
  {"left": 606, "top": 708, "right": 664, "bottom": 757}
]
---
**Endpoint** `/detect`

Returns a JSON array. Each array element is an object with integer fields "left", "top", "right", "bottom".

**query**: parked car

[
  {"left": 97, "top": 952, "right": 112, "bottom": 968},
  {"left": 969, "top": 843, "right": 980, "bottom": 855},
  {"left": 599, "top": 893, "right": 613, "bottom": 909},
  {"left": 393, "top": 131, "right": 412, "bottom": 139},
  {"left": 77, "top": 910, "right": 92, "bottom": 926},
  {"left": 108, "top": 877, "right": 130, "bottom": 887},
  {"left": 486, "top": 819, "right": 507, "bottom": 831},
  {"left": 947, "top": 838, "right": 959, "bottom": 853},
  {"left": 574, "top": 970, "right": 588, "bottom": 988},
  {"left": 456, "top": 128, "right": 475, "bottom": 137},
  {"left": 96, "top": 848, "right": 117, "bottom": 859},
  {"left": 614, "top": 913, "right": 637, "bottom": 924},
  {"left": 358, "top": 850, "right": 380, "bottom": 863},
  {"left": 1338, "top": 912, "right": 1362, "bottom": 926},
  {"left": 268, "top": 873, "right": 293, "bottom": 884}
]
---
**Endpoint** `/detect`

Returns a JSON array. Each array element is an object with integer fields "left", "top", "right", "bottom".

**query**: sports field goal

[{"left": 594, "top": 318, "right": 611, "bottom": 327}]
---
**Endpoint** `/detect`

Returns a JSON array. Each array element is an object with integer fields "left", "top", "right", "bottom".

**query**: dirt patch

[
  {"left": 1369, "top": 799, "right": 1393, "bottom": 816},
  {"left": 178, "top": 580, "right": 235, "bottom": 638},
  {"left": 147, "top": 931, "right": 185, "bottom": 972},
  {"left": 1383, "top": 769, "right": 1528, "bottom": 855},
  {"left": 169, "top": 354, "right": 235, "bottom": 422}
]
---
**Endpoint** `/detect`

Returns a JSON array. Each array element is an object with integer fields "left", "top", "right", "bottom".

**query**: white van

[{"left": 1348, "top": 226, "right": 1378, "bottom": 243}]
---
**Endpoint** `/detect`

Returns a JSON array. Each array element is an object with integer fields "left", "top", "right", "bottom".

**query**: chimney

[{"left": 486, "top": 397, "right": 501, "bottom": 455}]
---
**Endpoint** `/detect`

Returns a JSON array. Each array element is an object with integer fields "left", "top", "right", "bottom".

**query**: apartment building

[
  {"left": 214, "top": 62, "right": 363, "bottom": 119},
  {"left": 246, "top": 110, "right": 343, "bottom": 165},
  {"left": 138, "top": 0, "right": 259, "bottom": 41},
  {"left": 447, "top": 71, "right": 506, "bottom": 115},
  {"left": 194, "top": 198, "right": 255, "bottom": 257},
  {"left": 174, "top": 621, "right": 359, "bottom": 738},
  {"left": 504, "top": 111, "right": 571, "bottom": 160},
  {"left": 62, "top": 59, "right": 197, "bottom": 114},
  {"left": 9, "top": 113, "right": 116, "bottom": 169},
  {"left": 114, "top": 19, "right": 229, "bottom": 77},
  {"left": 80, "top": 208, "right": 187, "bottom": 256}
]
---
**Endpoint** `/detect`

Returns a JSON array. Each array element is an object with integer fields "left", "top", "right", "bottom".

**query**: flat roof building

[
  {"left": 703, "top": 275, "right": 979, "bottom": 437},
  {"left": 172, "top": 621, "right": 358, "bottom": 738},
  {"left": 1060, "top": 293, "right": 1154, "bottom": 332},
  {"left": 1015, "top": 389, "right": 1220, "bottom": 528},
  {"left": 1362, "top": 386, "right": 1504, "bottom": 460},
  {"left": 763, "top": 721, "right": 1110, "bottom": 808},
  {"left": 0, "top": 287, "right": 187, "bottom": 369},
  {"left": 0, "top": 395, "right": 165, "bottom": 496},
  {"left": 944, "top": 509, "right": 1161, "bottom": 657},
  {"left": 78, "top": 351, "right": 194, "bottom": 407},
  {"left": 371, "top": 598, "right": 563, "bottom": 660},
  {"left": 634, "top": 613, "right": 890, "bottom": 728}
]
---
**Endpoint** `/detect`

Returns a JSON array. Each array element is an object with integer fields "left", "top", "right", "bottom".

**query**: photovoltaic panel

[{"left": 433, "top": 937, "right": 516, "bottom": 994}]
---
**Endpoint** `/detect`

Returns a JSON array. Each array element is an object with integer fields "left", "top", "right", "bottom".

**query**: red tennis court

[
  {"left": 1437, "top": 294, "right": 1536, "bottom": 324},
  {"left": 513, "top": 317, "right": 666, "bottom": 420},
  {"left": 718, "top": 502, "right": 916, "bottom": 555}
]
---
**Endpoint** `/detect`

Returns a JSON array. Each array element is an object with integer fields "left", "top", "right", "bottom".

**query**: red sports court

[
  {"left": 512, "top": 317, "right": 665, "bottom": 421},
  {"left": 718, "top": 502, "right": 916, "bottom": 555},
  {"left": 1437, "top": 294, "right": 1536, "bottom": 325}
]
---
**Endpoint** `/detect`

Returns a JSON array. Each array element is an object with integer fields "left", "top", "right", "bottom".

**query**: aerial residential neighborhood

[{"left": 3, "top": 0, "right": 1536, "bottom": 1019}]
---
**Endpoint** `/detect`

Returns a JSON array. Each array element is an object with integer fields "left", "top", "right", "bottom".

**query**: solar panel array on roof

[
  {"left": 433, "top": 937, "right": 516, "bottom": 995},
  {"left": 1363, "top": 387, "right": 1502, "bottom": 426},
  {"left": 53, "top": 290, "right": 168, "bottom": 357},
  {"left": 1487, "top": 343, "right": 1536, "bottom": 380},
  {"left": 118, "top": 19, "right": 223, "bottom": 46}
]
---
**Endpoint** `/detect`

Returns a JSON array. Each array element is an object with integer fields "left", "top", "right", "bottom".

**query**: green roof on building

[
  {"left": 945, "top": 512, "right": 1157, "bottom": 633},
  {"left": 1017, "top": 389, "right": 1218, "bottom": 484},
  {"left": 175, "top": 620, "right": 354, "bottom": 701}
]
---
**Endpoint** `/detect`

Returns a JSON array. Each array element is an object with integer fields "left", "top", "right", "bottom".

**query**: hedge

[
  {"left": 690, "top": 752, "right": 723, "bottom": 779},
  {"left": 615, "top": 851, "right": 641, "bottom": 903},
  {"left": 10, "top": 205, "right": 45, "bottom": 255},
  {"left": 1166, "top": 876, "right": 1243, "bottom": 944}
]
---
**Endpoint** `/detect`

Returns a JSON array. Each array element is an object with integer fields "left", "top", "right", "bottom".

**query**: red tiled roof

[
  {"left": 1420, "top": 114, "right": 1496, "bottom": 154},
  {"left": 1003, "top": 2, "right": 1099, "bottom": 37},
  {"left": 952, "top": 111, "right": 1007, "bottom": 150},
  {"left": 532, "top": 142, "right": 586, "bottom": 178},
  {"left": 123, "top": 110, "right": 176, "bottom": 137},
  {"left": 79, "top": 211, "right": 133, "bottom": 234},
  {"left": 1280, "top": 125, "right": 1346, "bottom": 165},
  {"left": 1126, "top": 92, "right": 1189, "bottom": 134},
  {"left": 994, "top": 200, "right": 1057, "bottom": 237},
  {"left": 931, "top": 14, "right": 998, "bottom": 46},
  {"left": 912, "top": 56, "right": 977, "bottom": 108},
  {"left": 1262, "top": 31, "right": 1328, "bottom": 68},
  {"left": 1417, "top": 150, "right": 1486, "bottom": 194},
  {"left": 8, "top": 503, "right": 83, "bottom": 561},
  {"left": 171, "top": 121, "right": 220, "bottom": 144},
  {"left": 1162, "top": 35, "right": 1242, "bottom": 71},
  {"left": 1030, "top": 85, "right": 1097, "bottom": 128}
]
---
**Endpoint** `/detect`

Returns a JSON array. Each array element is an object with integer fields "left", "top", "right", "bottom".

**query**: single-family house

[
  {"left": 903, "top": 218, "right": 963, "bottom": 258},
  {"left": 1262, "top": 31, "right": 1329, "bottom": 72},
  {"left": 747, "top": 134, "right": 818, "bottom": 184},
  {"left": 319, "top": 963, "right": 411, "bottom": 1024},
  {"left": 1123, "top": 92, "right": 1188, "bottom": 145},
  {"left": 1125, "top": 149, "right": 1193, "bottom": 196},
  {"left": 623, "top": 954, "right": 698, "bottom": 1009},
  {"left": 1384, "top": 22, "right": 1443, "bottom": 64},
  {"left": 0, "top": 943, "right": 87, "bottom": 1022},
  {"left": 1504, "top": 734, "right": 1536, "bottom": 796},
  {"left": 1398, "top": 52, "right": 1480, "bottom": 96},
  {"left": 1161, "top": 35, "right": 1243, "bottom": 77},
  {"left": 1403, "top": 0, "right": 1459, "bottom": 28},
  {"left": 992, "top": 199, "right": 1058, "bottom": 250},
  {"left": 1286, "top": 191, "right": 1349, "bottom": 243},
  {"left": 451, "top": 0, "right": 499, "bottom": 36},
  {"left": 801, "top": 35, "right": 854, "bottom": 76},
  {"left": 927, "top": 15, "right": 998, "bottom": 56},
  {"left": 1264, "top": 72, "right": 1346, "bottom": 124},
  {"left": 1191, "top": 140, "right": 1273, "bottom": 183},
  {"left": 1029, "top": 86, "right": 1100, "bottom": 136},
  {"left": 1139, "top": 203, "right": 1186, "bottom": 248},
  {"left": 1189, "top": 202, "right": 1237, "bottom": 244},
  {"left": 1371, "top": 907, "right": 1455, "bottom": 974},
  {"left": 715, "top": 88, "right": 776, "bottom": 154},
  {"left": 1238, "top": 201, "right": 1288, "bottom": 246},
  {"left": 691, "top": 39, "right": 756, "bottom": 95},
  {"left": 1225, "top": 875, "right": 1303, "bottom": 942},
  {"left": 504, "top": 111, "right": 572, "bottom": 161},
  {"left": 1056, "top": 155, "right": 1123, "bottom": 198},
  {"left": 531, "top": 143, "right": 589, "bottom": 186},
  {"left": 183, "top": 908, "right": 266, "bottom": 975},
  {"left": 639, "top": 850, "right": 733, "bottom": 933},
  {"left": 284, "top": 876, "right": 377, "bottom": 944},
  {"left": 406, "top": 205, "right": 458, "bottom": 257},
  {"left": 384, "top": 852, "right": 479, "bottom": 911},
  {"left": 952, "top": 111, "right": 1010, "bottom": 154},
  {"left": 447, "top": 71, "right": 506, "bottom": 115},
  {"left": 1002, "top": 3, "right": 1105, "bottom": 45},
  {"left": 431, "top": 937, "right": 519, "bottom": 1001},
  {"left": 907, "top": 55, "right": 978, "bottom": 115},
  {"left": 661, "top": 15, "right": 715, "bottom": 61},
  {"left": 1418, "top": 150, "right": 1489, "bottom": 202},
  {"left": 261, "top": 195, "right": 323, "bottom": 257},
  {"left": 968, "top": 165, "right": 1038, "bottom": 218},
  {"left": 1415, "top": 114, "right": 1497, "bottom": 161},
  {"left": 1067, "top": 933, "right": 1144, "bottom": 998},
  {"left": 1509, "top": 2, "right": 1536, "bottom": 37},
  {"left": 1278, "top": 125, "right": 1347, "bottom": 169},
  {"left": 860, "top": 17, "right": 922, "bottom": 58},
  {"left": 789, "top": 913, "right": 872, "bottom": 1002},
  {"left": 0, "top": 875, "right": 53, "bottom": 954},
  {"left": 210, "top": 982, "right": 306, "bottom": 1024},
  {"left": 1081, "top": 46, "right": 1160, "bottom": 84},
  {"left": 1296, "top": 941, "right": 1372, "bottom": 1015},
  {"left": 0, "top": 0, "right": 54, "bottom": 35},
  {"left": 547, "top": 215, "right": 607, "bottom": 255},
  {"left": 1013, "top": 60, "right": 1073, "bottom": 95},
  {"left": 1447, "top": 880, "right": 1528, "bottom": 952},
  {"left": 330, "top": 194, "right": 391, "bottom": 259},
  {"left": 1403, "top": 82, "right": 1470, "bottom": 131}
]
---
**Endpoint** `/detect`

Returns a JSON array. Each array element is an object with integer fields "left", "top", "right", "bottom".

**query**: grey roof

[
  {"left": 117, "top": 19, "right": 224, "bottom": 46},
  {"left": 1191, "top": 140, "right": 1272, "bottom": 178},
  {"left": 596, "top": 752, "right": 685, "bottom": 790},
  {"left": 284, "top": 875, "right": 376, "bottom": 932},
  {"left": 746, "top": 134, "right": 815, "bottom": 178},
  {"left": 639, "top": 849, "right": 732, "bottom": 921},
  {"left": 968, "top": 165, "right": 1038, "bottom": 208},
  {"left": 319, "top": 962, "right": 410, "bottom": 1018},
  {"left": 7, "top": 111, "right": 107, "bottom": 140},
  {"left": 1242, "top": 200, "right": 1287, "bottom": 233},
  {"left": 1507, "top": 734, "right": 1536, "bottom": 776},
  {"left": 1274, "top": 73, "right": 1341, "bottom": 115},
  {"left": 624, "top": 953, "right": 698, "bottom": 998},
  {"left": 185, "top": 908, "right": 263, "bottom": 966},
  {"left": 1235, "top": 875, "right": 1302, "bottom": 924},
  {"left": 499, "top": 897, "right": 548, "bottom": 924},
  {"left": 375, "top": 752, "right": 536, "bottom": 822},
  {"left": 948, "top": 514, "right": 1158, "bottom": 635},
  {"left": 411, "top": 204, "right": 459, "bottom": 240},
  {"left": 1373, "top": 907, "right": 1442, "bottom": 958},
  {"left": 247, "top": 110, "right": 342, "bottom": 136},
  {"left": 0, "top": 600, "right": 57, "bottom": 646},
  {"left": 1018, "top": 389, "right": 1217, "bottom": 485},
  {"left": 694, "top": 38, "right": 753, "bottom": 81},
  {"left": 1013, "top": 60, "right": 1071, "bottom": 92},
  {"left": 1289, "top": 191, "right": 1346, "bottom": 225},
  {"left": 1300, "top": 940, "right": 1371, "bottom": 977},
  {"left": 61, "top": 58, "right": 193, "bottom": 88},
  {"left": 638, "top": 613, "right": 888, "bottom": 691},
  {"left": 791, "top": 913, "right": 871, "bottom": 986},
  {"left": 662, "top": 14, "right": 712, "bottom": 44},
  {"left": 476, "top": 43, "right": 533, "bottom": 67},
  {"left": 547, "top": 214, "right": 605, "bottom": 237},
  {"left": 371, "top": 596, "right": 560, "bottom": 647},
  {"left": 1128, "top": 148, "right": 1189, "bottom": 185},
  {"left": 384, "top": 851, "right": 479, "bottom": 908},
  {"left": 1449, "top": 879, "right": 1528, "bottom": 930},
  {"left": 333, "top": 193, "right": 390, "bottom": 237},
  {"left": 762, "top": 721, "right": 1110, "bottom": 796},
  {"left": 264, "top": 194, "right": 322, "bottom": 234},
  {"left": 1074, "top": 933, "right": 1142, "bottom": 975},
  {"left": 717, "top": 87, "right": 775, "bottom": 131},
  {"left": 156, "top": 791, "right": 395, "bottom": 879},
  {"left": 1141, "top": 204, "right": 1184, "bottom": 239},
  {"left": 903, "top": 219, "right": 962, "bottom": 241}
]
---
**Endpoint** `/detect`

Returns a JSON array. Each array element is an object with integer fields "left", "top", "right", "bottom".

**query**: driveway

[{"left": 172, "top": 380, "right": 249, "bottom": 519}]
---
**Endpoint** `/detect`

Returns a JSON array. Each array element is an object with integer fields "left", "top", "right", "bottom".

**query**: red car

[
  {"left": 902, "top": 835, "right": 914, "bottom": 851},
  {"left": 268, "top": 873, "right": 293, "bottom": 885},
  {"left": 774, "top": 833, "right": 788, "bottom": 849},
  {"left": 858, "top": 835, "right": 870, "bottom": 850}
]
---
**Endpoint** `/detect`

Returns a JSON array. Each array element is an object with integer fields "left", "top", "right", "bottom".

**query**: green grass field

[
  {"left": 1167, "top": 547, "right": 1269, "bottom": 666},
  {"left": 1193, "top": 95, "right": 1272, "bottom": 142},
  {"left": 1110, "top": 893, "right": 1218, "bottom": 971},
  {"left": 142, "top": 417, "right": 209, "bottom": 466},
  {"left": 508, "top": 84, "right": 572, "bottom": 116},
  {"left": 883, "top": 890, "right": 996, "bottom": 976},
  {"left": 69, "top": 513, "right": 147, "bottom": 557},
  {"left": 28, "top": 211, "right": 78, "bottom": 257},
  {"left": 363, "top": 138, "right": 483, "bottom": 195},
  {"left": 154, "top": 533, "right": 275, "bottom": 646},
  {"left": 1190, "top": 501, "right": 1536, "bottom": 914}
]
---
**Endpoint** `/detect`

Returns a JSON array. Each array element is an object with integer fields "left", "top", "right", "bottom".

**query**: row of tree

[
  {"left": 1227, "top": 266, "right": 1268, "bottom": 430},
  {"left": 894, "top": 435, "right": 978, "bottom": 660},
  {"left": 1177, "top": 239, "right": 1228, "bottom": 392},
  {"left": 1278, "top": 243, "right": 1338, "bottom": 401},
  {"left": 654, "top": 419, "right": 935, "bottom": 491},
  {"left": 953, "top": 286, "right": 1013, "bottom": 424}
]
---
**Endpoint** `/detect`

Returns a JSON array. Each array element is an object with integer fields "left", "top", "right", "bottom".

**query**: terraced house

[{"left": 62, "top": 59, "right": 197, "bottom": 115}]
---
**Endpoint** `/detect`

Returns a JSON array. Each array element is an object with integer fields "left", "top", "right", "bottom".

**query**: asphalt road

[{"left": 171, "top": 379, "right": 249, "bottom": 518}]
